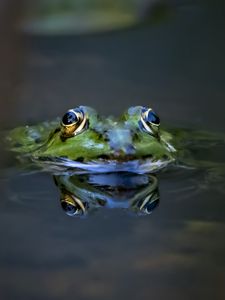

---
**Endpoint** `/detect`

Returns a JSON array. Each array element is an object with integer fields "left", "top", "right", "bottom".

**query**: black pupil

[
  {"left": 147, "top": 110, "right": 160, "bottom": 125},
  {"left": 61, "top": 202, "right": 78, "bottom": 215},
  {"left": 145, "top": 199, "right": 159, "bottom": 213},
  {"left": 62, "top": 111, "right": 78, "bottom": 125}
]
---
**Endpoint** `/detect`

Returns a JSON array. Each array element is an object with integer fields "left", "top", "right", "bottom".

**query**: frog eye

[
  {"left": 61, "top": 193, "right": 86, "bottom": 217},
  {"left": 140, "top": 107, "right": 160, "bottom": 136},
  {"left": 61, "top": 108, "right": 88, "bottom": 138}
]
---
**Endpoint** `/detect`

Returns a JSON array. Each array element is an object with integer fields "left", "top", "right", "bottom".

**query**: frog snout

[{"left": 107, "top": 129, "right": 136, "bottom": 155}]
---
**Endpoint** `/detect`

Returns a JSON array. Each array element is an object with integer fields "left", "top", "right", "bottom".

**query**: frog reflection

[{"left": 53, "top": 173, "right": 159, "bottom": 217}]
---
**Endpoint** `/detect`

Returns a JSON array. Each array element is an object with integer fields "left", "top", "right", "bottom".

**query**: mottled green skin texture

[{"left": 7, "top": 106, "right": 176, "bottom": 164}]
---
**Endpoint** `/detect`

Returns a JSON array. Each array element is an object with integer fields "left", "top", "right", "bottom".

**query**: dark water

[{"left": 1, "top": 1, "right": 225, "bottom": 300}]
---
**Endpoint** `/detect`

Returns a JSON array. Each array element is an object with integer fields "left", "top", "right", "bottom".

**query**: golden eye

[
  {"left": 140, "top": 107, "right": 160, "bottom": 136},
  {"left": 60, "top": 193, "right": 86, "bottom": 217},
  {"left": 61, "top": 108, "right": 88, "bottom": 138}
]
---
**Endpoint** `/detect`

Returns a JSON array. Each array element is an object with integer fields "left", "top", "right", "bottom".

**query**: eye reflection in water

[{"left": 53, "top": 173, "right": 159, "bottom": 217}]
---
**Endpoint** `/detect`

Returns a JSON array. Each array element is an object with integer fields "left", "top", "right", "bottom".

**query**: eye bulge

[
  {"left": 62, "top": 110, "right": 79, "bottom": 126},
  {"left": 139, "top": 107, "right": 160, "bottom": 136},
  {"left": 61, "top": 107, "right": 88, "bottom": 138},
  {"left": 60, "top": 106, "right": 160, "bottom": 138},
  {"left": 142, "top": 107, "right": 160, "bottom": 126}
]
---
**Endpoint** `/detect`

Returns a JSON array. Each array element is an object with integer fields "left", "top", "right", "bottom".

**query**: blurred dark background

[{"left": 1, "top": 0, "right": 225, "bottom": 130}]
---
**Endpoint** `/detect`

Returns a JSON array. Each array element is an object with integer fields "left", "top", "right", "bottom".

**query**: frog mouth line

[
  {"left": 32, "top": 156, "right": 175, "bottom": 174},
  {"left": 35, "top": 153, "right": 171, "bottom": 163}
]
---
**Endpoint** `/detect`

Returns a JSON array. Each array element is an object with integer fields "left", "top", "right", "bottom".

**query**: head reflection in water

[{"left": 53, "top": 173, "right": 159, "bottom": 217}]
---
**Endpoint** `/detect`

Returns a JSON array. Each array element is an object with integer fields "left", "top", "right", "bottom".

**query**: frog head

[{"left": 31, "top": 105, "right": 176, "bottom": 173}]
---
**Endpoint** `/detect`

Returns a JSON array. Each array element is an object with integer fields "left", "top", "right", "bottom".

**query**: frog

[
  {"left": 7, "top": 105, "right": 177, "bottom": 174},
  {"left": 7, "top": 105, "right": 225, "bottom": 177}
]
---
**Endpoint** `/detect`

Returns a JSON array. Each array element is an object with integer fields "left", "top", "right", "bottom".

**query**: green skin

[{"left": 7, "top": 106, "right": 225, "bottom": 176}]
